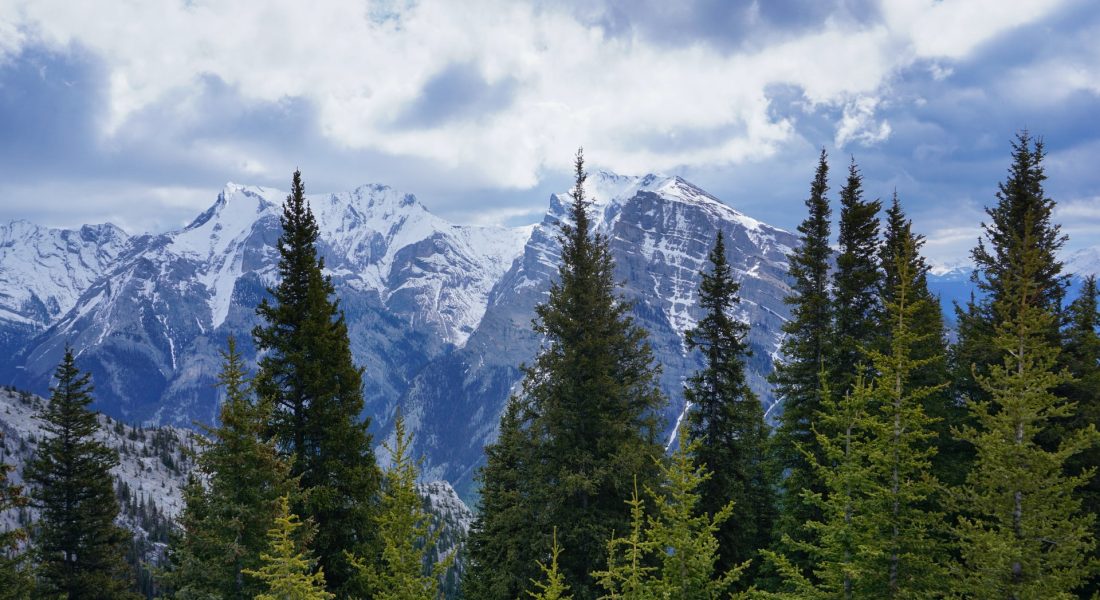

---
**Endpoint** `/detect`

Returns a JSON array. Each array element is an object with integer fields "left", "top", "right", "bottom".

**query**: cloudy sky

[{"left": 1, "top": 0, "right": 1098, "bottom": 265}]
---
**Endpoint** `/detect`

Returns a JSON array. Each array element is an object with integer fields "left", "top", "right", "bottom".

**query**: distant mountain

[{"left": 0, "top": 173, "right": 797, "bottom": 500}]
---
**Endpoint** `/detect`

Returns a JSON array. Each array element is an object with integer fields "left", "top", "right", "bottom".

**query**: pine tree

[
  {"left": 951, "top": 224, "right": 1098, "bottom": 597},
  {"left": 162, "top": 337, "right": 294, "bottom": 599},
  {"left": 244, "top": 496, "right": 334, "bottom": 600},
  {"left": 1058, "top": 276, "right": 1100, "bottom": 597},
  {"left": 830, "top": 156, "right": 882, "bottom": 396},
  {"left": 253, "top": 170, "right": 382, "bottom": 596},
  {"left": 527, "top": 528, "right": 572, "bottom": 600},
  {"left": 953, "top": 131, "right": 1067, "bottom": 404},
  {"left": 463, "top": 398, "right": 537, "bottom": 600},
  {"left": 1, "top": 433, "right": 32, "bottom": 600},
  {"left": 684, "top": 230, "right": 774, "bottom": 578},
  {"left": 354, "top": 412, "right": 449, "bottom": 600},
  {"left": 519, "top": 149, "right": 665, "bottom": 600},
  {"left": 24, "top": 348, "right": 137, "bottom": 599},
  {"left": 769, "top": 149, "right": 833, "bottom": 566},
  {"left": 594, "top": 433, "right": 744, "bottom": 599}
]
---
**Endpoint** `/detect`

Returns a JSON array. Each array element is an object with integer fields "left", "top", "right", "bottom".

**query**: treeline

[
  {"left": 466, "top": 134, "right": 1100, "bottom": 599},
  {"left": 1, "top": 132, "right": 1098, "bottom": 599}
]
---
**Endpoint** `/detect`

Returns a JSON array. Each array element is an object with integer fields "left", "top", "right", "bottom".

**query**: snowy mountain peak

[{"left": 1066, "top": 246, "right": 1100, "bottom": 277}]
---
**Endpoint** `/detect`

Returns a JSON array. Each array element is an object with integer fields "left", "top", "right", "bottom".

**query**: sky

[{"left": 1, "top": 0, "right": 1098, "bottom": 266}]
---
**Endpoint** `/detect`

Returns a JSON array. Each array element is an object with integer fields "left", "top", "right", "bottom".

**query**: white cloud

[
  {"left": 0, "top": 0, "right": 1070, "bottom": 187},
  {"left": 834, "top": 95, "right": 892, "bottom": 148}
]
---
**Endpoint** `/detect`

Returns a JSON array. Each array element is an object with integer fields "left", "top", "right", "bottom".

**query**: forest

[{"left": 2, "top": 131, "right": 1098, "bottom": 599}]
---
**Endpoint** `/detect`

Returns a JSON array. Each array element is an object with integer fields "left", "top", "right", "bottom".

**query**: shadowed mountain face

[{"left": 1, "top": 173, "right": 798, "bottom": 500}]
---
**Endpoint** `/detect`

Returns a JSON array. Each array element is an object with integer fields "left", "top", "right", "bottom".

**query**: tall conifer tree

[
  {"left": 684, "top": 231, "right": 774, "bottom": 578},
  {"left": 519, "top": 148, "right": 665, "bottom": 600},
  {"left": 952, "top": 131, "right": 1067, "bottom": 403},
  {"left": 253, "top": 170, "right": 382, "bottom": 596},
  {"left": 25, "top": 349, "right": 137, "bottom": 599},
  {"left": 163, "top": 338, "right": 294, "bottom": 599},
  {"left": 463, "top": 398, "right": 537, "bottom": 600},
  {"left": 770, "top": 149, "right": 833, "bottom": 563},
  {"left": 830, "top": 157, "right": 882, "bottom": 395},
  {"left": 951, "top": 226, "right": 1098, "bottom": 597}
]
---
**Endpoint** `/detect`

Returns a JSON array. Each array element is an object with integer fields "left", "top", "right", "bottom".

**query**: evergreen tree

[
  {"left": 527, "top": 529, "right": 572, "bottom": 600},
  {"left": 1, "top": 433, "right": 32, "bottom": 600},
  {"left": 162, "top": 337, "right": 294, "bottom": 599},
  {"left": 830, "top": 156, "right": 882, "bottom": 395},
  {"left": 594, "top": 433, "right": 744, "bottom": 599},
  {"left": 463, "top": 398, "right": 537, "bottom": 600},
  {"left": 354, "top": 412, "right": 449, "bottom": 600},
  {"left": 879, "top": 195, "right": 964, "bottom": 487},
  {"left": 951, "top": 225, "right": 1098, "bottom": 597},
  {"left": 769, "top": 149, "right": 833, "bottom": 566},
  {"left": 519, "top": 149, "right": 665, "bottom": 600},
  {"left": 24, "top": 348, "right": 137, "bottom": 599},
  {"left": 244, "top": 495, "right": 334, "bottom": 600},
  {"left": 253, "top": 170, "right": 382, "bottom": 596},
  {"left": 1059, "top": 276, "right": 1100, "bottom": 597},
  {"left": 684, "top": 230, "right": 774, "bottom": 578},
  {"left": 952, "top": 131, "right": 1067, "bottom": 403}
]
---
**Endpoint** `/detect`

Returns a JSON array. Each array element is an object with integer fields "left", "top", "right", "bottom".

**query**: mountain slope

[{"left": 399, "top": 172, "right": 797, "bottom": 496}]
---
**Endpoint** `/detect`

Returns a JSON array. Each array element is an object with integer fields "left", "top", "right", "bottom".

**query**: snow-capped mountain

[
  {"left": 3, "top": 183, "right": 527, "bottom": 424},
  {"left": 399, "top": 172, "right": 797, "bottom": 495},
  {"left": 0, "top": 221, "right": 129, "bottom": 357},
  {"left": 1, "top": 173, "right": 797, "bottom": 501}
]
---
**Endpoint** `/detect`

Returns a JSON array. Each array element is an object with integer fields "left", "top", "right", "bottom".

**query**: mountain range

[{"left": 3, "top": 173, "right": 1096, "bottom": 499}]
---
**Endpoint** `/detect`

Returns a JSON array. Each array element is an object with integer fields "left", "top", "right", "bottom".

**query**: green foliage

[
  {"left": 463, "top": 398, "right": 537, "bottom": 600},
  {"left": 684, "top": 231, "right": 774, "bottom": 579},
  {"left": 830, "top": 157, "right": 883, "bottom": 395},
  {"left": 951, "top": 221, "right": 1098, "bottom": 598},
  {"left": 244, "top": 496, "right": 334, "bottom": 600},
  {"left": 1, "top": 432, "right": 32, "bottom": 600},
  {"left": 770, "top": 149, "right": 833, "bottom": 568},
  {"left": 594, "top": 434, "right": 745, "bottom": 600},
  {"left": 528, "top": 528, "right": 572, "bottom": 600},
  {"left": 953, "top": 131, "right": 1067, "bottom": 405},
  {"left": 766, "top": 236, "right": 949, "bottom": 599},
  {"left": 161, "top": 337, "right": 294, "bottom": 599},
  {"left": 24, "top": 348, "right": 138, "bottom": 600},
  {"left": 354, "top": 412, "right": 450, "bottom": 600},
  {"left": 516, "top": 149, "right": 665, "bottom": 599},
  {"left": 253, "top": 170, "right": 382, "bottom": 596}
]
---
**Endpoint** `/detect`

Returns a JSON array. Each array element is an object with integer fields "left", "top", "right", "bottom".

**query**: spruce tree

[
  {"left": 527, "top": 529, "right": 572, "bottom": 600},
  {"left": 244, "top": 496, "right": 334, "bottom": 600},
  {"left": 24, "top": 348, "right": 137, "bottom": 599},
  {"left": 253, "top": 170, "right": 382, "bottom": 596},
  {"left": 769, "top": 149, "right": 833, "bottom": 565},
  {"left": 162, "top": 337, "right": 294, "bottom": 599},
  {"left": 1055, "top": 275, "right": 1100, "bottom": 597},
  {"left": 1, "top": 433, "right": 32, "bottom": 599},
  {"left": 519, "top": 148, "right": 665, "bottom": 600},
  {"left": 953, "top": 131, "right": 1067, "bottom": 403},
  {"left": 594, "top": 433, "right": 744, "bottom": 599},
  {"left": 830, "top": 156, "right": 882, "bottom": 395},
  {"left": 684, "top": 230, "right": 774, "bottom": 578},
  {"left": 463, "top": 398, "right": 537, "bottom": 600},
  {"left": 951, "top": 226, "right": 1098, "bottom": 597},
  {"left": 354, "top": 412, "right": 449, "bottom": 600},
  {"left": 879, "top": 195, "right": 964, "bottom": 487}
]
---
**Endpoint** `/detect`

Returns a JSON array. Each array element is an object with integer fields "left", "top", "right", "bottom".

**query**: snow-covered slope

[
  {"left": 1066, "top": 246, "right": 1100, "bottom": 277},
  {"left": 4, "top": 183, "right": 529, "bottom": 424},
  {"left": 401, "top": 171, "right": 797, "bottom": 495}
]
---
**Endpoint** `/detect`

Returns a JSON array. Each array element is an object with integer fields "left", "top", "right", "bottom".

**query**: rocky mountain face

[{"left": 0, "top": 173, "right": 799, "bottom": 501}]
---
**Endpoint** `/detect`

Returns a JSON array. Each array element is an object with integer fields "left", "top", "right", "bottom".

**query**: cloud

[
  {"left": 0, "top": 0, "right": 1072, "bottom": 190},
  {"left": 834, "top": 96, "right": 892, "bottom": 148}
]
